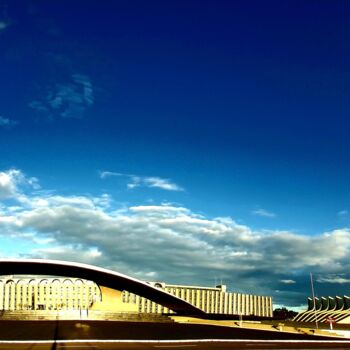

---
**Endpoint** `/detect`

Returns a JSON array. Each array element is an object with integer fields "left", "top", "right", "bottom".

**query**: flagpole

[{"left": 310, "top": 272, "right": 319, "bottom": 329}]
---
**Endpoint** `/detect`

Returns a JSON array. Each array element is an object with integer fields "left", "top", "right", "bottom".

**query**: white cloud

[
  {"left": 0, "top": 171, "right": 18, "bottom": 199},
  {"left": 338, "top": 210, "right": 348, "bottom": 217},
  {"left": 130, "top": 205, "right": 189, "bottom": 215},
  {"left": 0, "top": 19, "right": 10, "bottom": 32},
  {"left": 0, "top": 7, "right": 11, "bottom": 33},
  {"left": 252, "top": 208, "right": 276, "bottom": 218},
  {"left": 99, "top": 171, "right": 123, "bottom": 179},
  {"left": 143, "top": 177, "right": 183, "bottom": 191},
  {"left": 88, "top": 247, "right": 102, "bottom": 258},
  {"left": 0, "top": 169, "right": 34, "bottom": 200},
  {"left": 100, "top": 171, "right": 184, "bottom": 192},
  {"left": 45, "top": 196, "right": 97, "bottom": 208},
  {"left": 0, "top": 169, "right": 40, "bottom": 204},
  {"left": 280, "top": 279, "right": 296, "bottom": 284},
  {"left": 29, "top": 74, "right": 94, "bottom": 119},
  {"left": 0, "top": 21, "right": 8, "bottom": 30},
  {"left": 0, "top": 116, "right": 17, "bottom": 128},
  {"left": 316, "top": 275, "right": 350, "bottom": 284}
]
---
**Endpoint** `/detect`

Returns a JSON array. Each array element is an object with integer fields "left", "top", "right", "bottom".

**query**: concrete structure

[
  {"left": 0, "top": 259, "right": 203, "bottom": 315},
  {"left": 122, "top": 282, "right": 273, "bottom": 317},
  {"left": 294, "top": 296, "right": 350, "bottom": 324},
  {"left": 0, "top": 277, "right": 100, "bottom": 311},
  {"left": 0, "top": 259, "right": 273, "bottom": 318}
]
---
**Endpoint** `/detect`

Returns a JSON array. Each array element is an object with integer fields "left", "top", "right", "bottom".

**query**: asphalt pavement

[
  {"left": 1, "top": 339, "right": 350, "bottom": 350},
  {"left": 1, "top": 319, "right": 350, "bottom": 349}
]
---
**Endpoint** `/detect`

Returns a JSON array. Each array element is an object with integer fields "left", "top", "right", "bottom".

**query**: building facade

[
  {"left": 0, "top": 277, "right": 101, "bottom": 311},
  {"left": 122, "top": 282, "right": 273, "bottom": 317},
  {"left": 294, "top": 296, "right": 350, "bottom": 324},
  {"left": 0, "top": 277, "right": 273, "bottom": 318}
]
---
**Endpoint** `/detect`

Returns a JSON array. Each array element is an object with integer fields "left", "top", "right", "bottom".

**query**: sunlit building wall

[
  {"left": 122, "top": 282, "right": 273, "bottom": 317},
  {"left": 0, "top": 278, "right": 101, "bottom": 311},
  {"left": 0, "top": 277, "right": 273, "bottom": 318}
]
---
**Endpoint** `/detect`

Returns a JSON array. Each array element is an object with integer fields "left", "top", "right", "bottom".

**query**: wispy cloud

[
  {"left": 100, "top": 171, "right": 184, "bottom": 192},
  {"left": 0, "top": 20, "right": 9, "bottom": 32},
  {"left": 0, "top": 116, "right": 17, "bottom": 128},
  {"left": 338, "top": 210, "right": 348, "bottom": 218},
  {"left": 280, "top": 279, "right": 296, "bottom": 284},
  {"left": 0, "top": 6, "right": 11, "bottom": 33},
  {"left": 316, "top": 275, "right": 350, "bottom": 284},
  {"left": 99, "top": 171, "right": 124, "bottom": 179},
  {"left": 251, "top": 208, "right": 276, "bottom": 218},
  {"left": 29, "top": 74, "right": 94, "bottom": 119}
]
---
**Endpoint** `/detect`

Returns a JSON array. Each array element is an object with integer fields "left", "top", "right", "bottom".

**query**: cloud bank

[{"left": 1, "top": 169, "right": 350, "bottom": 308}]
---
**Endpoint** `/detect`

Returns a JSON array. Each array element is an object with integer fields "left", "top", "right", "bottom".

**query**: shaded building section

[{"left": 294, "top": 296, "right": 350, "bottom": 323}]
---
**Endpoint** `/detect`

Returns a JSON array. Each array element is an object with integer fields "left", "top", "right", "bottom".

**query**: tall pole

[{"left": 310, "top": 272, "right": 319, "bottom": 329}]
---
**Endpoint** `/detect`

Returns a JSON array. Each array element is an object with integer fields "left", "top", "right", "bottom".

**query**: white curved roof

[{"left": 0, "top": 259, "right": 205, "bottom": 315}]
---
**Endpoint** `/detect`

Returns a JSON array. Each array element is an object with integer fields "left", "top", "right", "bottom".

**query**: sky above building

[{"left": 1, "top": 0, "right": 350, "bottom": 309}]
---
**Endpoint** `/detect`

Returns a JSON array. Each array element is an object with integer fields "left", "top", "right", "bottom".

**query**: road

[
  {"left": 1, "top": 320, "right": 350, "bottom": 349},
  {"left": 1, "top": 339, "right": 350, "bottom": 350}
]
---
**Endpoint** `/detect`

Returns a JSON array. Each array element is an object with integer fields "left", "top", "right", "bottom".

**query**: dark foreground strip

[{"left": 0, "top": 339, "right": 350, "bottom": 344}]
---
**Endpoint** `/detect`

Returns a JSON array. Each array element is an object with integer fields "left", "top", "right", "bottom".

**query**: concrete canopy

[{"left": 0, "top": 259, "right": 205, "bottom": 315}]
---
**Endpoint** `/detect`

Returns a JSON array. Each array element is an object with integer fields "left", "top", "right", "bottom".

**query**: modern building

[
  {"left": 122, "top": 282, "right": 273, "bottom": 317},
  {"left": 0, "top": 277, "right": 101, "bottom": 311},
  {"left": 0, "top": 276, "right": 273, "bottom": 318},
  {"left": 294, "top": 296, "right": 350, "bottom": 324},
  {"left": 0, "top": 259, "right": 273, "bottom": 318}
]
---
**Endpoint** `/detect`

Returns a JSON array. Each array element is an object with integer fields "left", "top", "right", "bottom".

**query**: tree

[{"left": 273, "top": 307, "right": 298, "bottom": 320}]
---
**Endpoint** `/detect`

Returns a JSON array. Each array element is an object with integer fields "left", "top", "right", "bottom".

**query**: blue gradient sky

[{"left": 1, "top": 1, "right": 350, "bottom": 308}]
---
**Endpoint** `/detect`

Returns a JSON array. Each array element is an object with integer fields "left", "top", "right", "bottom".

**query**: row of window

[
  {"left": 0, "top": 278, "right": 101, "bottom": 311},
  {"left": 122, "top": 287, "right": 273, "bottom": 316}
]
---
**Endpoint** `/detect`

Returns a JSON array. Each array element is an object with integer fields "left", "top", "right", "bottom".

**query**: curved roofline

[{"left": 0, "top": 259, "right": 205, "bottom": 315}]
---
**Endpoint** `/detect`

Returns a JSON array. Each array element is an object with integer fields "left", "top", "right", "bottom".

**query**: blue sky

[{"left": 1, "top": 0, "right": 350, "bottom": 309}]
